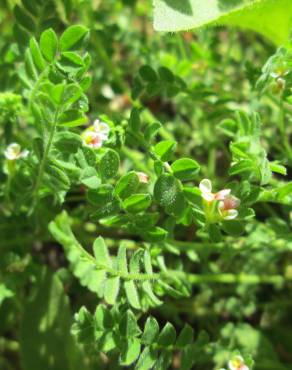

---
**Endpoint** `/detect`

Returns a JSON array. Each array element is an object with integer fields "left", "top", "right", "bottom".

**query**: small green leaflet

[
  {"left": 99, "top": 149, "right": 120, "bottom": 180},
  {"left": 153, "top": 0, "right": 292, "bottom": 45},
  {"left": 60, "top": 25, "right": 89, "bottom": 51},
  {"left": 39, "top": 28, "right": 58, "bottom": 62},
  {"left": 171, "top": 158, "right": 200, "bottom": 181}
]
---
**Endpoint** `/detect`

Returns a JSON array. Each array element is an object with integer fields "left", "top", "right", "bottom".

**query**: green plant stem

[
  {"left": 28, "top": 66, "right": 49, "bottom": 112},
  {"left": 121, "top": 146, "right": 151, "bottom": 174},
  {"left": 278, "top": 98, "right": 292, "bottom": 161},
  {"left": 176, "top": 34, "right": 188, "bottom": 60},
  {"left": 171, "top": 239, "right": 224, "bottom": 251},
  {"left": 142, "top": 109, "right": 174, "bottom": 140},
  {"left": 173, "top": 271, "right": 286, "bottom": 285},
  {"left": 127, "top": 130, "right": 172, "bottom": 173},
  {"left": 171, "top": 237, "right": 290, "bottom": 252},
  {"left": 207, "top": 144, "right": 216, "bottom": 176},
  {"left": 4, "top": 160, "right": 15, "bottom": 206},
  {"left": 31, "top": 109, "right": 60, "bottom": 209}
]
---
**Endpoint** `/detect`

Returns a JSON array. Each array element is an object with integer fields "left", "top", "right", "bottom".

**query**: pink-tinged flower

[
  {"left": 228, "top": 356, "right": 249, "bottom": 370},
  {"left": 199, "top": 179, "right": 240, "bottom": 221},
  {"left": 82, "top": 131, "right": 103, "bottom": 149},
  {"left": 82, "top": 119, "right": 110, "bottom": 149},
  {"left": 137, "top": 172, "right": 149, "bottom": 184},
  {"left": 4, "top": 143, "right": 29, "bottom": 161},
  {"left": 199, "top": 179, "right": 231, "bottom": 202},
  {"left": 218, "top": 195, "right": 240, "bottom": 220}
]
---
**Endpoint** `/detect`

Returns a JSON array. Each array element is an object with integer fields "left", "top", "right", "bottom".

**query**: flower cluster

[
  {"left": 82, "top": 119, "right": 110, "bottom": 149},
  {"left": 220, "top": 355, "right": 250, "bottom": 370},
  {"left": 199, "top": 178, "right": 240, "bottom": 221},
  {"left": 4, "top": 143, "right": 29, "bottom": 161}
]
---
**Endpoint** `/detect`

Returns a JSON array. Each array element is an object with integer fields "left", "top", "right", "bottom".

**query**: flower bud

[{"left": 137, "top": 172, "right": 149, "bottom": 184}]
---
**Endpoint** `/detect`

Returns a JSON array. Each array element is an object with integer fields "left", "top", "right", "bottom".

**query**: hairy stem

[
  {"left": 172, "top": 271, "right": 286, "bottom": 285},
  {"left": 278, "top": 98, "right": 292, "bottom": 161},
  {"left": 31, "top": 108, "right": 60, "bottom": 209}
]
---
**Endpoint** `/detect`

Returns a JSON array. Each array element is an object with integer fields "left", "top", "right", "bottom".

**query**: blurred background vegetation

[{"left": 0, "top": 1, "right": 292, "bottom": 369}]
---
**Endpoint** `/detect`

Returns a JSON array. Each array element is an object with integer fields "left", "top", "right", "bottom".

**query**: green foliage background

[{"left": 0, "top": 0, "right": 292, "bottom": 369}]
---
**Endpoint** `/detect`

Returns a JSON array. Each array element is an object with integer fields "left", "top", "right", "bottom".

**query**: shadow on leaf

[
  {"left": 162, "top": 0, "right": 193, "bottom": 16},
  {"left": 218, "top": 0, "right": 246, "bottom": 11}
]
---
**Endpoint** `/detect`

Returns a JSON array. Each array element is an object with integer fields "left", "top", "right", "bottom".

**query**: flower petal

[
  {"left": 228, "top": 362, "right": 236, "bottom": 370},
  {"left": 199, "top": 178, "right": 212, "bottom": 194},
  {"left": 218, "top": 200, "right": 224, "bottom": 210},
  {"left": 90, "top": 134, "right": 103, "bottom": 148},
  {"left": 215, "top": 188, "right": 231, "bottom": 200},
  {"left": 202, "top": 192, "right": 215, "bottom": 202},
  {"left": 82, "top": 130, "right": 95, "bottom": 144},
  {"left": 224, "top": 209, "right": 238, "bottom": 220},
  {"left": 98, "top": 121, "right": 110, "bottom": 135},
  {"left": 4, "top": 143, "right": 21, "bottom": 160},
  {"left": 98, "top": 132, "right": 109, "bottom": 141},
  {"left": 231, "top": 196, "right": 240, "bottom": 209},
  {"left": 93, "top": 119, "right": 101, "bottom": 130},
  {"left": 94, "top": 119, "right": 110, "bottom": 135},
  {"left": 82, "top": 130, "right": 106, "bottom": 148},
  {"left": 222, "top": 195, "right": 241, "bottom": 211}
]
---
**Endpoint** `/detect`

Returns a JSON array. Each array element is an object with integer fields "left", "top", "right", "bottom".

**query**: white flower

[
  {"left": 4, "top": 143, "right": 29, "bottom": 161},
  {"left": 199, "top": 179, "right": 231, "bottom": 202},
  {"left": 82, "top": 119, "right": 110, "bottom": 149},
  {"left": 228, "top": 355, "right": 249, "bottom": 370},
  {"left": 136, "top": 172, "right": 149, "bottom": 184},
  {"left": 93, "top": 119, "right": 110, "bottom": 140}
]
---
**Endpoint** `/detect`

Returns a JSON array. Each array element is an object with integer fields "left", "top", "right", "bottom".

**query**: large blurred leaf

[
  {"left": 20, "top": 269, "right": 82, "bottom": 370},
  {"left": 153, "top": 0, "right": 292, "bottom": 45}
]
